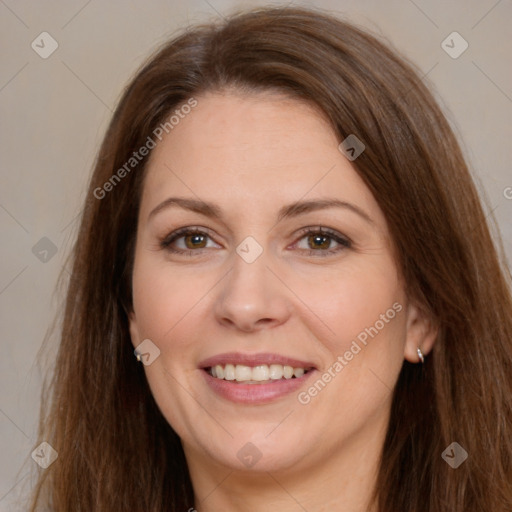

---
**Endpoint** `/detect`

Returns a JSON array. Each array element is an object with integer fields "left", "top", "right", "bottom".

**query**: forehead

[
  {"left": 139, "top": 91, "right": 382, "bottom": 224},
  {"left": 146, "top": 90, "right": 337, "bottom": 172}
]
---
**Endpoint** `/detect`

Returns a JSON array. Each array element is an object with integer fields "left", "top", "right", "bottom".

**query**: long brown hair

[{"left": 29, "top": 6, "right": 512, "bottom": 511}]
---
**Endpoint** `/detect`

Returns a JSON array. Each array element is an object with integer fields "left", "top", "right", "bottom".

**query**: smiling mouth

[{"left": 205, "top": 363, "right": 314, "bottom": 383}]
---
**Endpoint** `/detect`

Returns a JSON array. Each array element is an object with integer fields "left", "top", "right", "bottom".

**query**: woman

[{"left": 29, "top": 6, "right": 512, "bottom": 511}]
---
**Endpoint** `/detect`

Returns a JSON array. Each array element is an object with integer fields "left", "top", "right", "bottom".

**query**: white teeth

[
  {"left": 235, "top": 365, "right": 253, "bottom": 381},
  {"left": 214, "top": 365, "right": 224, "bottom": 379},
  {"left": 224, "top": 364, "right": 236, "bottom": 380},
  {"left": 293, "top": 367, "right": 305, "bottom": 378},
  {"left": 208, "top": 363, "right": 310, "bottom": 382},
  {"left": 252, "top": 365, "right": 269, "bottom": 381},
  {"left": 269, "top": 364, "right": 283, "bottom": 379}
]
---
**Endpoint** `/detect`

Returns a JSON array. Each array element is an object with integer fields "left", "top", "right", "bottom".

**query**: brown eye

[
  {"left": 307, "top": 233, "right": 332, "bottom": 250},
  {"left": 294, "top": 227, "right": 351, "bottom": 257},
  {"left": 183, "top": 233, "right": 208, "bottom": 249},
  {"left": 160, "top": 228, "right": 218, "bottom": 254}
]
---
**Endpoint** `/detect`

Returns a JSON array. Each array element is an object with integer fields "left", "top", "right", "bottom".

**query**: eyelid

[
  {"left": 159, "top": 225, "right": 352, "bottom": 256},
  {"left": 293, "top": 225, "right": 351, "bottom": 243},
  {"left": 290, "top": 226, "right": 352, "bottom": 254},
  {"left": 160, "top": 226, "right": 219, "bottom": 249}
]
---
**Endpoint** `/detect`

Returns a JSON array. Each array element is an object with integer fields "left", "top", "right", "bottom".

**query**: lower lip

[{"left": 201, "top": 369, "right": 317, "bottom": 404}]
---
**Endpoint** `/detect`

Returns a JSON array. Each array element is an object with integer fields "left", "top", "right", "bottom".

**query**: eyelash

[{"left": 159, "top": 226, "right": 351, "bottom": 257}]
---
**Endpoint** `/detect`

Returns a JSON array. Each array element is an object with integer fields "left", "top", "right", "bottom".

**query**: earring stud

[{"left": 417, "top": 347, "right": 425, "bottom": 364}]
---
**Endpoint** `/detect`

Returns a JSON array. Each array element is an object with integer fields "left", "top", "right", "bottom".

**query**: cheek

[
  {"left": 132, "top": 250, "right": 405, "bottom": 353},
  {"left": 132, "top": 259, "right": 195, "bottom": 333},
  {"left": 295, "top": 262, "right": 407, "bottom": 440},
  {"left": 289, "top": 255, "right": 405, "bottom": 353},
  {"left": 130, "top": 261, "right": 211, "bottom": 435}
]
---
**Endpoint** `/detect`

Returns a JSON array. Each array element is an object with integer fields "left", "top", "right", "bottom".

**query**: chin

[{"left": 195, "top": 428, "right": 317, "bottom": 474}]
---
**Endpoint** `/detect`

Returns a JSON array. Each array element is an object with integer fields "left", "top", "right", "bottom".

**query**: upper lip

[{"left": 198, "top": 352, "right": 317, "bottom": 370}]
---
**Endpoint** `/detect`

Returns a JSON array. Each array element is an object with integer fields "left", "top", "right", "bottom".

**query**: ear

[
  {"left": 128, "top": 309, "right": 141, "bottom": 349},
  {"left": 403, "top": 302, "right": 438, "bottom": 363}
]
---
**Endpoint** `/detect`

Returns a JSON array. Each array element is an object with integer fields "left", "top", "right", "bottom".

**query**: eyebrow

[{"left": 147, "top": 196, "right": 374, "bottom": 225}]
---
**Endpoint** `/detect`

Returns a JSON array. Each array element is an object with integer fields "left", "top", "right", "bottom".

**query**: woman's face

[{"left": 129, "top": 91, "right": 433, "bottom": 477}]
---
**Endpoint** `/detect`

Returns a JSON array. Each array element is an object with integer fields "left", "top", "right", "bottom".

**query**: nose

[{"left": 213, "top": 249, "right": 291, "bottom": 333}]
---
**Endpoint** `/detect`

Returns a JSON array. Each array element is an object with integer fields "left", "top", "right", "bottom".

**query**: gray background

[{"left": 1, "top": 0, "right": 511, "bottom": 509}]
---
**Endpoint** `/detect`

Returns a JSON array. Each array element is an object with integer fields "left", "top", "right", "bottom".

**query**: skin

[{"left": 128, "top": 90, "right": 437, "bottom": 511}]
